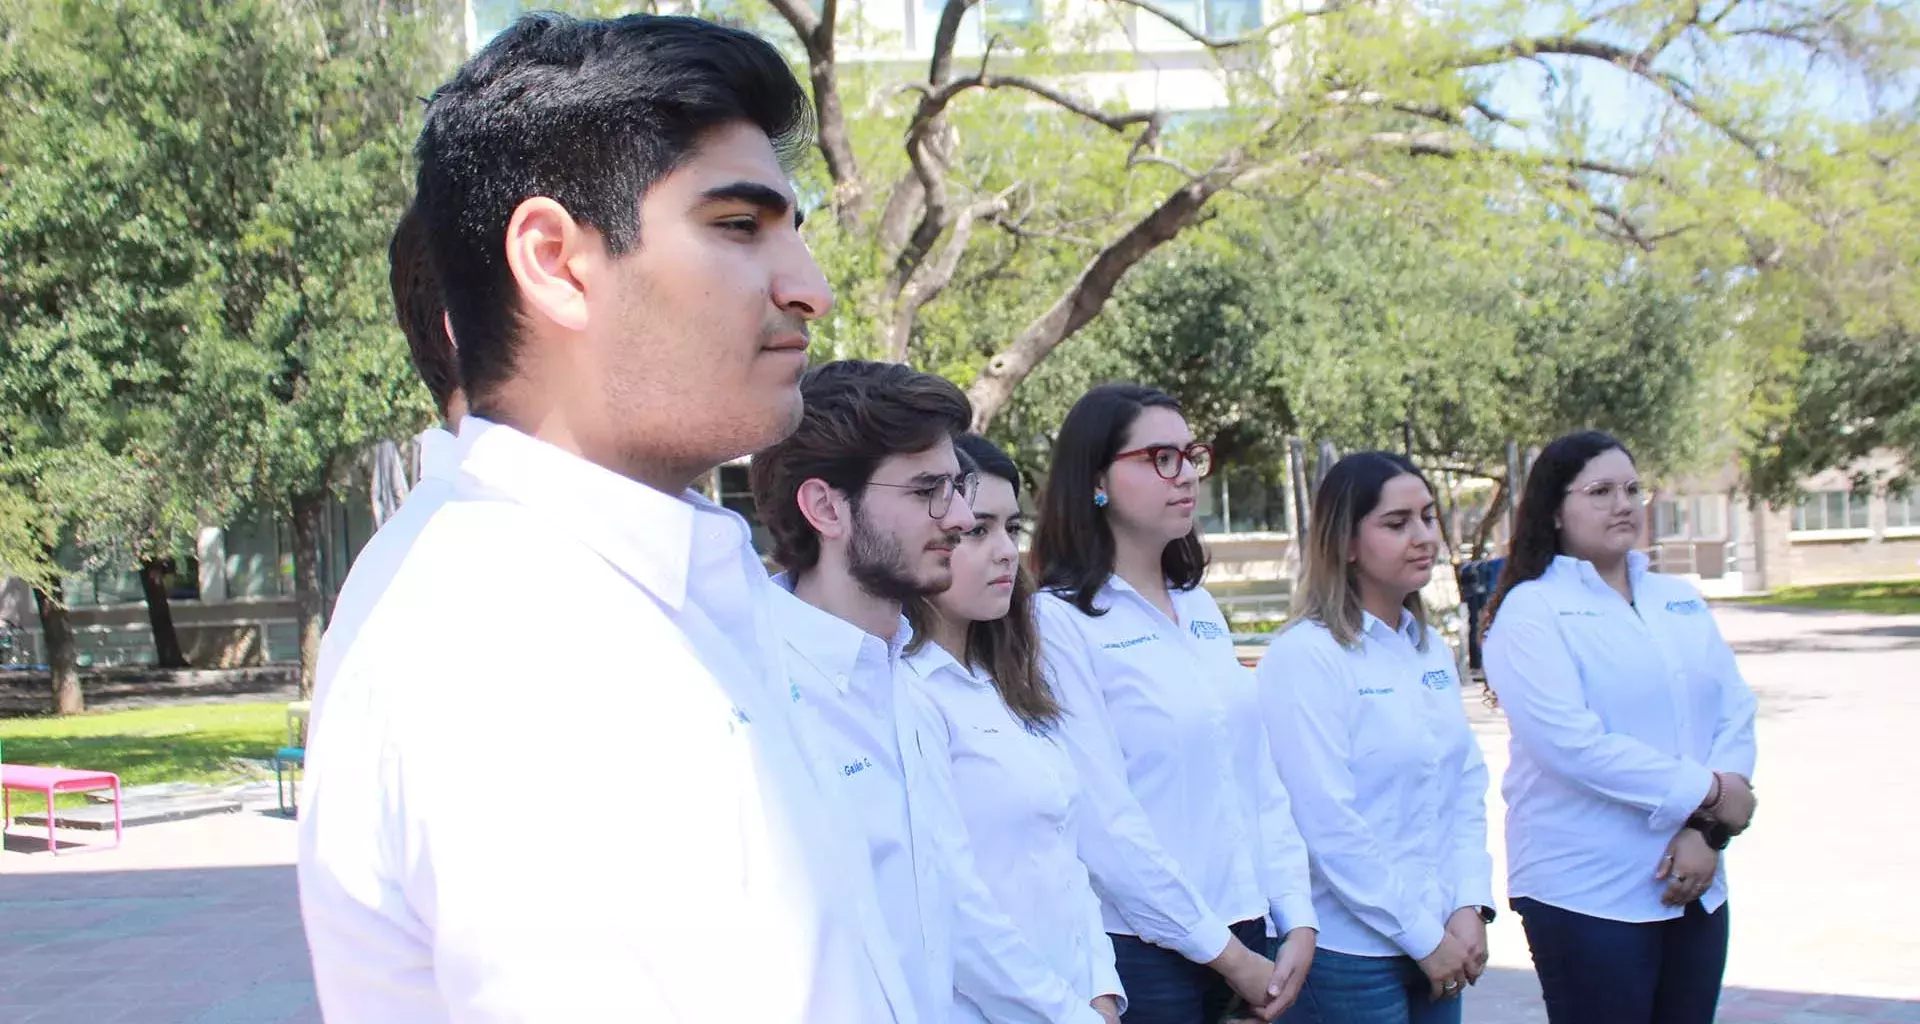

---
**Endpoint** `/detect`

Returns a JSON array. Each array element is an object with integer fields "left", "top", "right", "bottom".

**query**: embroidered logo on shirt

[
  {"left": 1421, "top": 669, "right": 1453, "bottom": 691},
  {"left": 731, "top": 706, "right": 752, "bottom": 725},
  {"left": 841, "top": 757, "right": 874, "bottom": 777},
  {"left": 1102, "top": 633, "right": 1160, "bottom": 650},
  {"left": 1358, "top": 686, "right": 1395, "bottom": 696},
  {"left": 789, "top": 680, "right": 802, "bottom": 703},
  {"left": 1665, "top": 599, "right": 1708, "bottom": 615},
  {"left": 1189, "top": 620, "right": 1228, "bottom": 641}
]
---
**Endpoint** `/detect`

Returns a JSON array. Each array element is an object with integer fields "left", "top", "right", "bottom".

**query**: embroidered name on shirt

[
  {"left": 841, "top": 757, "right": 874, "bottom": 777},
  {"left": 1358, "top": 686, "right": 1395, "bottom": 696},
  {"left": 1665, "top": 599, "right": 1708, "bottom": 615},
  {"left": 1421, "top": 669, "right": 1453, "bottom": 691},
  {"left": 1102, "top": 633, "right": 1159, "bottom": 650},
  {"left": 1558, "top": 609, "right": 1603, "bottom": 617},
  {"left": 1189, "top": 620, "right": 1227, "bottom": 640}
]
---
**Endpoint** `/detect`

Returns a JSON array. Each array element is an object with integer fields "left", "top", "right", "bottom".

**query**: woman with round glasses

[
  {"left": 1033, "top": 383, "right": 1318, "bottom": 1024},
  {"left": 1481, "top": 430, "right": 1759, "bottom": 1024}
]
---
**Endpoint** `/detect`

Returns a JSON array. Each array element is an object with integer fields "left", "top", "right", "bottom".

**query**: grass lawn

[
  {"left": 1724, "top": 579, "right": 1920, "bottom": 615},
  {"left": 1, "top": 702, "right": 290, "bottom": 813}
]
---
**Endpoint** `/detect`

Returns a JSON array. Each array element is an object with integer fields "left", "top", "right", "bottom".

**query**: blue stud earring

[{"left": 1093, "top": 492, "right": 1109, "bottom": 508}]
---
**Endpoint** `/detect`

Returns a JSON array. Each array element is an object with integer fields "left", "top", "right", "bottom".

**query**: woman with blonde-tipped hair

[{"left": 1256, "top": 451, "right": 1495, "bottom": 1024}]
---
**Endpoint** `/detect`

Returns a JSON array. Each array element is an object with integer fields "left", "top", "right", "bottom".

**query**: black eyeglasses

[
  {"left": 866, "top": 472, "right": 980, "bottom": 519},
  {"left": 1113, "top": 443, "right": 1214, "bottom": 481}
]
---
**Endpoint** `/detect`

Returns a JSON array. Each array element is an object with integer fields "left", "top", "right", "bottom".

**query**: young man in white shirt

[
  {"left": 749, "top": 360, "right": 1112, "bottom": 1024},
  {"left": 298, "top": 15, "right": 908, "bottom": 1021}
]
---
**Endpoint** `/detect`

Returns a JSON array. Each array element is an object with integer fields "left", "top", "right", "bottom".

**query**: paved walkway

[{"left": 2, "top": 604, "right": 1916, "bottom": 1022}]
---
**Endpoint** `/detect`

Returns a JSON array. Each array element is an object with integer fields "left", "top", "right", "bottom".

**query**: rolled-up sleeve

[
  {"left": 1040, "top": 597, "right": 1234, "bottom": 965},
  {"left": 1259, "top": 641, "right": 1444, "bottom": 959},
  {"left": 1483, "top": 590, "right": 1714, "bottom": 831}
]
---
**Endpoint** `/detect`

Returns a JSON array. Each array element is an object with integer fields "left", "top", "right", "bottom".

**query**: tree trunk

[
  {"left": 32, "top": 582, "right": 83, "bottom": 715},
  {"left": 292, "top": 492, "right": 326, "bottom": 700},
  {"left": 139, "top": 556, "right": 189, "bottom": 669}
]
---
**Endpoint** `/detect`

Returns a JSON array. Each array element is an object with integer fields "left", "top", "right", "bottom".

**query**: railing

[{"left": 0, "top": 618, "right": 302, "bottom": 670}]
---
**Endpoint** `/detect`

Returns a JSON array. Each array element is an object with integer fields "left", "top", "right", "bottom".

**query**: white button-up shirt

[
  {"left": 1258, "top": 613, "right": 1493, "bottom": 959},
  {"left": 1037, "top": 580, "right": 1318, "bottom": 963},
  {"left": 314, "top": 425, "right": 460, "bottom": 706},
  {"left": 299, "top": 418, "right": 901, "bottom": 1022},
  {"left": 1482, "top": 552, "right": 1759, "bottom": 923},
  {"left": 771, "top": 581, "right": 1106, "bottom": 1024},
  {"left": 905, "top": 642, "right": 1125, "bottom": 1021}
]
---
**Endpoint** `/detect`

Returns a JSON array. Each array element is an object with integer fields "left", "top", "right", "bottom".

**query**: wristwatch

[{"left": 1686, "top": 815, "right": 1732, "bottom": 851}]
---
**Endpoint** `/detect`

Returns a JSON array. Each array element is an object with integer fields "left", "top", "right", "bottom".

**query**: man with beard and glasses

[{"left": 750, "top": 360, "right": 1114, "bottom": 1024}]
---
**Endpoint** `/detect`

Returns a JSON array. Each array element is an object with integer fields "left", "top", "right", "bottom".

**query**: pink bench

[{"left": 1, "top": 764, "right": 123, "bottom": 855}]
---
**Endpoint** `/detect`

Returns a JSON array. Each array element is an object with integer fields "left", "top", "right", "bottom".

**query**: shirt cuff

[
  {"left": 1654, "top": 761, "right": 1716, "bottom": 832},
  {"left": 1269, "top": 895, "right": 1319, "bottom": 937},
  {"left": 1449, "top": 879, "right": 1496, "bottom": 918},
  {"left": 1168, "top": 914, "right": 1235, "bottom": 965},
  {"left": 1392, "top": 915, "right": 1449, "bottom": 962}
]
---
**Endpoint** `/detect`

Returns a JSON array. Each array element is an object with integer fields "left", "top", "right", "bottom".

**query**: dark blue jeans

[
  {"left": 1512, "top": 897, "right": 1729, "bottom": 1024},
  {"left": 1111, "top": 917, "right": 1269, "bottom": 1024},
  {"left": 1280, "top": 948, "right": 1462, "bottom": 1024}
]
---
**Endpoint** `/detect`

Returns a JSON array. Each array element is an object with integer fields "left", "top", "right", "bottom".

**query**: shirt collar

[
  {"left": 1360, "top": 607, "right": 1420, "bottom": 645},
  {"left": 1548, "top": 549, "right": 1653, "bottom": 594},
  {"left": 902, "top": 639, "right": 988, "bottom": 688},
  {"left": 416, "top": 426, "right": 460, "bottom": 483},
  {"left": 768, "top": 572, "right": 912, "bottom": 694},
  {"left": 453, "top": 416, "right": 747, "bottom": 612}
]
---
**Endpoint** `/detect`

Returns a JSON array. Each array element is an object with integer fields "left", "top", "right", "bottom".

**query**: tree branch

[
  {"left": 767, "top": 0, "right": 868, "bottom": 224},
  {"left": 1103, "top": 0, "right": 1349, "bottom": 50},
  {"left": 885, "top": 192, "right": 1011, "bottom": 362},
  {"left": 967, "top": 161, "right": 1245, "bottom": 428}
]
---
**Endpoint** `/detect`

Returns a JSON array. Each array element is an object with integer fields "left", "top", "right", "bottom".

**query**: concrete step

[{"left": 10, "top": 787, "right": 246, "bottom": 830}]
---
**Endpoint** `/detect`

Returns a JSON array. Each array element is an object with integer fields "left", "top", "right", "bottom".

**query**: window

[
  {"left": 1653, "top": 495, "right": 1728, "bottom": 541},
  {"left": 1888, "top": 489, "right": 1920, "bottom": 530},
  {"left": 1198, "top": 467, "right": 1290, "bottom": 536},
  {"left": 1791, "top": 490, "right": 1868, "bottom": 533},
  {"left": 716, "top": 464, "right": 772, "bottom": 553},
  {"left": 1653, "top": 499, "right": 1689, "bottom": 541},
  {"left": 1205, "top": 0, "right": 1262, "bottom": 35},
  {"left": 1135, "top": 0, "right": 1262, "bottom": 46},
  {"left": 919, "top": 0, "right": 1035, "bottom": 50}
]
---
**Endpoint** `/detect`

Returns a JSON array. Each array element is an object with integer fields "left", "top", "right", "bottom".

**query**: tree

[
  {"left": 992, "top": 186, "right": 1745, "bottom": 559},
  {"left": 0, "top": 0, "right": 236, "bottom": 706},
  {"left": 741, "top": 0, "right": 1914, "bottom": 429},
  {"left": 175, "top": 0, "right": 455, "bottom": 697},
  {"left": 2, "top": 0, "right": 454, "bottom": 706}
]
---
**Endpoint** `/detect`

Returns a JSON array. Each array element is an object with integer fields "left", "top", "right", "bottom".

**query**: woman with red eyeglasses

[{"left": 1033, "top": 384, "right": 1319, "bottom": 1024}]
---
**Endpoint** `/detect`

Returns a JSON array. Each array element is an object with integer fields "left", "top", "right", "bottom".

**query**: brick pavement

[{"left": 1, "top": 603, "right": 1915, "bottom": 1023}]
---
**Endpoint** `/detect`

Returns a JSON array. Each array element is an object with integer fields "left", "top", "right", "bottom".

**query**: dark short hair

[
  {"left": 749, "top": 361, "right": 972, "bottom": 576},
  {"left": 1032, "top": 383, "right": 1208, "bottom": 616},
  {"left": 387, "top": 205, "right": 458, "bottom": 418},
  {"left": 413, "top": 13, "right": 813, "bottom": 411}
]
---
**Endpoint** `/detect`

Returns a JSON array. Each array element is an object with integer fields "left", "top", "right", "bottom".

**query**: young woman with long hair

[
  {"left": 1032, "top": 384, "right": 1318, "bottom": 1024},
  {"left": 904, "top": 434, "right": 1125, "bottom": 1024},
  {"left": 1481, "top": 430, "right": 1759, "bottom": 1024},
  {"left": 1257, "top": 452, "right": 1494, "bottom": 1024}
]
